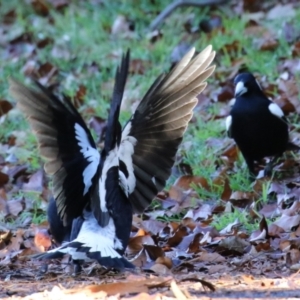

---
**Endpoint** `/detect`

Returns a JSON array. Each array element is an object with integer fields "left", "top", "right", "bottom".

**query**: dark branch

[{"left": 149, "top": 0, "right": 227, "bottom": 31}]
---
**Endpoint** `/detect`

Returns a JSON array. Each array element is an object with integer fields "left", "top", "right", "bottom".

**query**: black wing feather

[
  {"left": 121, "top": 46, "right": 215, "bottom": 212},
  {"left": 9, "top": 80, "right": 99, "bottom": 226}
]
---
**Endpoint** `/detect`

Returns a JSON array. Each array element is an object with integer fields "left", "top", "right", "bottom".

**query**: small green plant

[
  {"left": 212, "top": 208, "right": 258, "bottom": 233},
  {"left": 12, "top": 191, "right": 47, "bottom": 225},
  {"left": 157, "top": 212, "right": 186, "bottom": 223}
]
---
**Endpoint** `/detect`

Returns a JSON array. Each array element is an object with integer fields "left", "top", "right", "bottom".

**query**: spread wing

[
  {"left": 9, "top": 80, "right": 100, "bottom": 226},
  {"left": 119, "top": 45, "right": 216, "bottom": 212}
]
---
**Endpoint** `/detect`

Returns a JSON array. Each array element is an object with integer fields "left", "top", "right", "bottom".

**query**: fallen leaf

[
  {"left": 0, "top": 100, "right": 13, "bottom": 116},
  {"left": 22, "top": 169, "right": 44, "bottom": 192},
  {"left": 150, "top": 263, "right": 172, "bottom": 275},
  {"left": 273, "top": 215, "right": 300, "bottom": 232},
  {"left": 267, "top": 4, "right": 296, "bottom": 20}
]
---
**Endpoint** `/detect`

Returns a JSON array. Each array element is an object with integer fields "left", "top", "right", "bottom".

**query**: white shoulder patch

[
  {"left": 74, "top": 123, "right": 100, "bottom": 195},
  {"left": 118, "top": 121, "right": 137, "bottom": 195},
  {"left": 226, "top": 115, "right": 232, "bottom": 132},
  {"left": 268, "top": 103, "right": 284, "bottom": 119}
]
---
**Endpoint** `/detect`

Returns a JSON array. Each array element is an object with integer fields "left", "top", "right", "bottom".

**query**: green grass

[
  {"left": 1, "top": 1, "right": 300, "bottom": 230},
  {"left": 211, "top": 208, "right": 259, "bottom": 233}
]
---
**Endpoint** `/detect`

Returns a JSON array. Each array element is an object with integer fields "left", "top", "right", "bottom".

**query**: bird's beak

[{"left": 235, "top": 81, "right": 247, "bottom": 97}]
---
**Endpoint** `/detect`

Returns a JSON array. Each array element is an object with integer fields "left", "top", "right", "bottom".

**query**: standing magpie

[
  {"left": 226, "top": 72, "right": 298, "bottom": 178},
  {"left": 9, "top": 46, "right": 215, "bottom": 269}
]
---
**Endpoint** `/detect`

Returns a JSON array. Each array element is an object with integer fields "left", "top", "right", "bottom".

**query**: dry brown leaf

[
  {"left": 155, "top": 256, "right": 172, "bottom": 269},
  {"left": 130, "top": 248, "right": 148, "bottom": 267},
  {"left": 36, "top": 62, "right": 58, "bottom": 85},
  {"left": 173, "top": 175, "right": 209, "bottom": 191},
  {"left": 150, "top": 263, "right": 172, "bottom": 275},
  {"left": 187, "top": 233, "right": 202, "bottom": 253},
  {"left": 267, "top": 4, "right": 296, "bottom": 20},
  {"left": 273, "top": 215, "right": 300, "bottom": 232},
  {"left": 22, "top": 169, "right": 44, "bottom": 192},
  {"left": 184, "top": 205, "right": 212, "bottom": 221},
  {"left": 127, "top": 235, "right": 155, "bottom": 256},
  {"left": 74, "top": 85, "right": 86, "bottom": 109},
  {"left": 31, "top": 0, "right": 49, "bottom": 16},
  {"left": 139, "top": 220, "right": 165, "bottom": 236},
  {"left": 76, "top": 278, "right": 170, "bottom": 296},
  {"left": 0, "top": 100, "right": 13, "bottom": 117},
  {"left": 167, "top": 225, "right": 189, "bottom": 247},
  {"left": 218, "top": 236, "right": 250, "bottom": 254},
  {"left": 3, "top": 9, "right": 16, "bottom": 24},
  {"left": 250, "top": 229, "right": 267, "bottom": 241},
  {"left": 196, "top": 251, "right": 226, "bottom": 263},
  {"left": 34, "top": 229, "right": 52, "bottom": 252},
  {"left": 0, "top": 173, "right": 9, "bottom": 190},
  {"left": 5, "top": 229, "right": 24, "bottom": 253},
  {"left": 257, "top": 38, "right": 278, "bottom": 51},
  {"left": 144, "top": 244, "right": 165, "bottom": 261},
  {"left": 6, "top": 198, "right": 24, "bottom": 216}
]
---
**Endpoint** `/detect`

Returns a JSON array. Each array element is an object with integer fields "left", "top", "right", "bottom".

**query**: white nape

[
  {"left": 235, "top": 81, "right": 247, "bottom": 97},
  {"left": 268, "top": 103, "right": 284, "bottom": 119},
  {"left": 225, "top": 115, "right": 232, "bottom": 132},
  {"left": 74, "top": 123, "right": 100, "bottom": 195}
]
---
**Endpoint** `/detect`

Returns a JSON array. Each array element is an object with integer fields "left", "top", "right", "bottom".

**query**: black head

[{"left": 233, "top": 72, "right": 262, "bottom": 98}]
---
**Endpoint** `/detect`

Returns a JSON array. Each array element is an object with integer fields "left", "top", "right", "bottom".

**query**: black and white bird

[
  {"left": 10, "top": 46, "right": 215, "bottom": 269},
  {"left": 226, "top": 72, "right": 298, "bottom": 178}
]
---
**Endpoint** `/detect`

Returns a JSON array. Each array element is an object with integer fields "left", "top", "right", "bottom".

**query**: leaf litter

[{"left": 1, "top": 0, "right": 300, "bottom": 299}]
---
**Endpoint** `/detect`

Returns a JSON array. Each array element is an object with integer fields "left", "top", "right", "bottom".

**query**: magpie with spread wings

[{"left": 10, "top": 46, "right": 215, "bottom": 269}]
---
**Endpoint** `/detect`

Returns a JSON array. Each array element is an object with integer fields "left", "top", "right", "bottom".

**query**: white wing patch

[
  {"left": 74, "top": 123, "right": 100, "bottom": 195},
  {"left": 118, "top": 121, "right": 137, "bottom": 194},
  {"left": 225, "top": 115, "right": 232, "bottom": 132},
  {"left": 268, "top": 103, "right": 284, "bottom": 119}
]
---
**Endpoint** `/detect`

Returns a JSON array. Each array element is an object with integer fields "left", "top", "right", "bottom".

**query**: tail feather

[
  {"left": 31, "top": 216, "right": 134, "bottom": 270},
  {"left": 88, "top": 252, "right": 134, "bottom": 269},
  {"left": 31, "top": 251, "right": 65, "bottom": 260},
  {"left": 31, "top": 241, "right": 134, "bottom": 269}
]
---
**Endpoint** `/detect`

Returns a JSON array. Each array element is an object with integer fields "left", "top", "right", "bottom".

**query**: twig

[
  {"left": 149, "top": 0, "right": 227, "bottom": 31},
  {"left": 171, "top": 280, "right": 188, "bottom": 300}
]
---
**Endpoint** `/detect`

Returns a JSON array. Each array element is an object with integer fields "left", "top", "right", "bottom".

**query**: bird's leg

[
  {"left": 244, "top": 157, "right": 256, "bottom": 181},
  {"left": 72, "top": 259, "right": 82, "bottom": 274},
  {"left": 264, "top": 155, "right": 280, "bottom": 177}
]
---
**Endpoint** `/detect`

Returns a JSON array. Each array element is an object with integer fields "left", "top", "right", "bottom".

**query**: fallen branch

[{"left": 149, "top": 0, "right": 227, "bottom": 31}]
